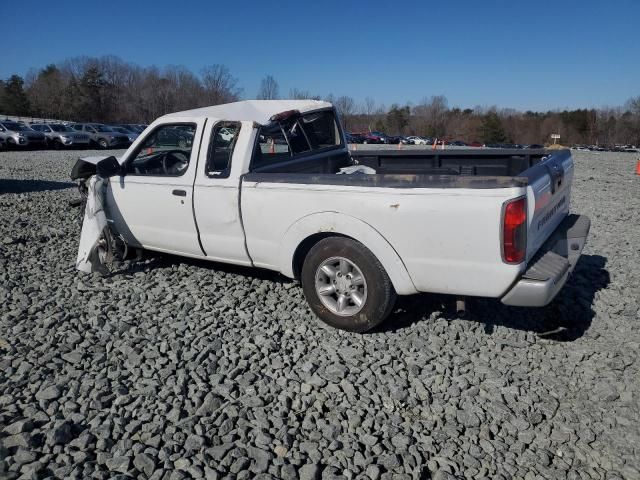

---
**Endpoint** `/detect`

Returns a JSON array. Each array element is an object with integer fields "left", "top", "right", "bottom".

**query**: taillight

[{"left": 502, "top": 197, "right": 527, "bottom": 264}]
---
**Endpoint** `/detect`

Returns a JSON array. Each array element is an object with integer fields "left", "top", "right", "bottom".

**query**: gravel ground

[{"left": 0, "top": 149, "right": 638, "bottom": 480}]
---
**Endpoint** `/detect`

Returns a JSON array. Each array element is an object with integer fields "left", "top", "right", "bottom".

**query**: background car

[
  {"left": 110, "top": 125, "right": 140, "bottom": 143},
  {"left": 70, "top": 123, "right": 130, "bottom": 149},
  {"left": 361, "top": 131, "right": 387, "bottom": 144},
  {"left": 30, "top": 123, "right": 90, "bottom": 149},
  {"left": 155, "top": 125, "right": 194, "bottom": 148},
  {"left": 0, "top": 121, "right": 46, "bottom": 148},
  {"left": 115, "top": 124, "right": 147, "bottom": 134},
  {"left": 345, "top": 132, "right": 366, "bottom": 144},
  {"left": 217, "top": 127, "right": 236, "bottom": 142},
  {"left": 406, "top": 135, "right": 429, "bottom": 145}
]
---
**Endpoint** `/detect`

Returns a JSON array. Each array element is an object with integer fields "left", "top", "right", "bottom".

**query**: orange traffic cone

[
  {"left": 352, "top": 143, "right": 357, "bottom": 151},
  {"left": 397, "top": 141, "right": 402, "bottom": 150},
  {"left": 432, "top": 138, "right": 437, "bottom": 150},
  {"left": 269, "top": 139, "right": 275, "bottom": 154},
  {"left": 636, "top": 159, "right": 640, "bottom": 175}
]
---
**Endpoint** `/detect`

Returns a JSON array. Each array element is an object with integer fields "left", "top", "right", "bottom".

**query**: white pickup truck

[{"left": 72, "top": 100, "right": 590, "bottom": 332}]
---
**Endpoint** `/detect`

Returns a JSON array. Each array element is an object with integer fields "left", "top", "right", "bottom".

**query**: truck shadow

[
  {"left": 0, "top": 178, "right": 74, "bottom": 194},
  {"left": 114, "top": 251, "right": 609, "bottom": 342},
  {"left": 379, "top": 254, "right": 610, "bottom": 342},
  {"left": 113, "top": 251, "right": 292, "bottom": 283}
]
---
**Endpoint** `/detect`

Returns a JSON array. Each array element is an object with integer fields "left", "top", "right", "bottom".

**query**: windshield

[
  {"left": 112, "top": 127, "right": 129, "bottom": 134},
  {"left": 2, "top": 122, "right": 29, "bottom": 132},
  {"left": 371, "top": 131, "right": 385, "bottom": 136},
  {"left": 93, "top": 125, "right": 113, "bottom": 132},
  {"left": 50, "top": 124, "right": 73, "bottom": 132}
]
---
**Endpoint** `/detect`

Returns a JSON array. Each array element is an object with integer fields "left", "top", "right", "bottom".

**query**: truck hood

[{"left": 70, "top": 156, "right": 122, "bottom": 181}]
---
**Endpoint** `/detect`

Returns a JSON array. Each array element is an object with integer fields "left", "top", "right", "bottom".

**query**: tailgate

[{"left": 522, "top": 149, "right": 574, "bottom": 261}]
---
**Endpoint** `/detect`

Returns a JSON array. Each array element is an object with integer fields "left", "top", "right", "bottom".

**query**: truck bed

[
  {"left": 352, "top": 148, "right": 549, "bottom": 177},
  {"left": 245, "top": 148, "right": 563, "bottom": 190},
  {"left": 243, "top": 147, "right": 574, "bottom": 286}
]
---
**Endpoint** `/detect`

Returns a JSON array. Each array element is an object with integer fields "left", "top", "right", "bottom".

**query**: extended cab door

[
  {"left": 192, "top": 120, "right": 252, "bottom": 265},
  {"left": 106, "top": 120, "right": 205, "bottom": 256}
]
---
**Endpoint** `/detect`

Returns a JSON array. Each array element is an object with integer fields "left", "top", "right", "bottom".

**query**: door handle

[{"left": 172, "top": 189, "right": 187, "bottom": 197}]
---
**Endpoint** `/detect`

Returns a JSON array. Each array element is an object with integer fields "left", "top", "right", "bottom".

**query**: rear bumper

[{"left": 501, "top": 214, "right": 591, "bottom": 307}]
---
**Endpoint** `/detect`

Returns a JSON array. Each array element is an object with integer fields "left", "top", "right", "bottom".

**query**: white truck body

[{"left": 73, "top": 100, "right": 590, "bottom": 331}]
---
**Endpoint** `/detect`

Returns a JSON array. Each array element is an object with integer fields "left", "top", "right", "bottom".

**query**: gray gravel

[{"left": 0, "top": 148, "right": 639, "bottom": 479}]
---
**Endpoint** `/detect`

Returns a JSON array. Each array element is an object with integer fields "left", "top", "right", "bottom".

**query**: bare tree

[
  {"left": 413, "top": 95, "right": 449, "bottom": 136},
  {"left": 201, "top": 65, "right": 241, "bottom": 105},
  {"left": 333, "top": 96, "right": 356, "bottom": 130},
  {"left": 25, "top": 65, "right": 66, "bottom": 118},
  {"left": 289, "top": 88, "right": 320, "bottom": 100},
  {"left": 7, "top": 54, "right": 640, "bottom": 145},
  {"left": 257, "top": 75, "right": 279, "bottom": 100},
  {"left": 363, "top": 96, "right": 376, "bottom": 117}
]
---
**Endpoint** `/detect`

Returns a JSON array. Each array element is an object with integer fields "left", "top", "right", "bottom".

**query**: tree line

[{"left": 1, "top": 55, "right": 639, "bottom": 146}]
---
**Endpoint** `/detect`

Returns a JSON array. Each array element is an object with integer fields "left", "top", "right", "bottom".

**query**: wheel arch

[{"left": 280, "top": 212, "right": 417, "bottom": 295}]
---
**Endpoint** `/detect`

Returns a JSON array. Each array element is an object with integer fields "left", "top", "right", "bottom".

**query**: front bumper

[{"left": 501, "top": 214, "right": 591, "bottom": 307}]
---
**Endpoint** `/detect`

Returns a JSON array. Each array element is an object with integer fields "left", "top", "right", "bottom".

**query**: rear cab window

[{"left": 251, "top": 109, "right": 342, "bottom": 170}]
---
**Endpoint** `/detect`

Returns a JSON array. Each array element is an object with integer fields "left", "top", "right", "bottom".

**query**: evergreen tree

[
  {"left": 73, "top": 66, "right": 106, "bottom": 121},
  {"left": 386, "top": 104, "right": 410, "bottom": 134},
  {"left": 0, "top": 79, "right": 6, "bottom": 113},
  {"left": 3, "top": 75, "right": 30, "bottom": 115},
  {"left": 27, "top": 64, "right": 66, "bottom": 118},
  {"left": 481, "top": 111, "right": 508, "bottom": 143}
]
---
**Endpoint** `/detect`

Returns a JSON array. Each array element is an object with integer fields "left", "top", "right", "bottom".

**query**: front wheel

[
  {"left": 98, "top": 138, "right": 108, "bottom": 149},
  {"left": 301, "top": 237, "right": 396, "bottom": 332}
]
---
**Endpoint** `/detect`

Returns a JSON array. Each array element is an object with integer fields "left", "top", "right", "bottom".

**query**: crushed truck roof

[{"left": 159, "top": 99, "right": 333, "bottom": 124}]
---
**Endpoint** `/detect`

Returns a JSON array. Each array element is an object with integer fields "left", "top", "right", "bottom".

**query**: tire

[
  {"left": 98, "top": 138, "right": 108, "bottom": 149},
  {"left": 301, "top": 237, "right": 397, "bottom": 332}
]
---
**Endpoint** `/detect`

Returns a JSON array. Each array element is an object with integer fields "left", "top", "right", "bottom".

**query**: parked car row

[
  {"left": 0, "top": 120, "right": 147, "bottom": 150},
  {"left": 572, "top": 144, "right": 639, "bottom": 153},
  {"left": 345, "top": 132, "right": 547, "bottom": 149}
]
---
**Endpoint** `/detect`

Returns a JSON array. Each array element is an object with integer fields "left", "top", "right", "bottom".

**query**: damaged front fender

[{"left": 76, "top": 176, "right": 109, "bottom": 274}]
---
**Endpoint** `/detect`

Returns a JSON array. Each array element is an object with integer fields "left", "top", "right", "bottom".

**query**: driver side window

[{"left": 124, "top": 123, "right": 196, "bottom": 176}]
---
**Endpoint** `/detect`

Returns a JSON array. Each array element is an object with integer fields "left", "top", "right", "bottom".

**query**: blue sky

[{"left": 3, "top": 0, "right": 639, "bottom": 111}]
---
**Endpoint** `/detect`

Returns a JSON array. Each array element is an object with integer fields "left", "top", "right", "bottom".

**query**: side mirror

[{"left": 96, "top": 156, "right": 122, "bottom": 178}]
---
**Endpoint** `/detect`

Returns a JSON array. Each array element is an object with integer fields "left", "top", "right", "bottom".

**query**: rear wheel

[{"left": 301, "top": 237, "right": 396, "bottom": 332}]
